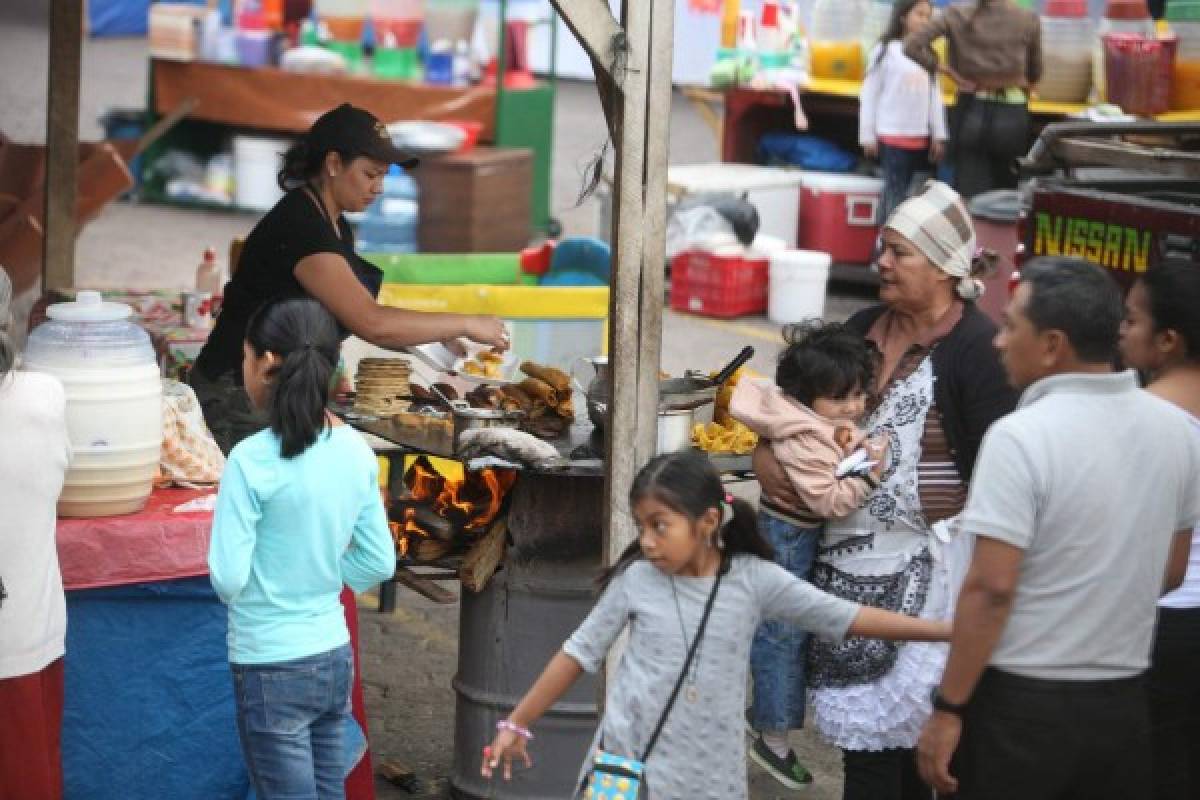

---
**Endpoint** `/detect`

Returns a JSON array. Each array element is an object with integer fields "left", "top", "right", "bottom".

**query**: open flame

[{"left": 389, "top": 457, "right": 516, "bottom": 560}]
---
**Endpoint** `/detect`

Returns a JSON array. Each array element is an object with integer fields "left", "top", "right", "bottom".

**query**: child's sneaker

[{"left": 749, "top": 737, "right": 814, "bottom": 791}]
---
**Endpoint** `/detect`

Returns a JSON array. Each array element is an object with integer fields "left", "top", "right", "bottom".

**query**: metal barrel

[{"left": 450, "top": 473, "right": 604, "bottom": 800}]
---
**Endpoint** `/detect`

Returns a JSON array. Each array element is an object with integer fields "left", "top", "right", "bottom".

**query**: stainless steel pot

[
  {"left": 655, "top": 408, "right": 695, "bottom": 454},
  {"left": 451, "top": 407, "right": 524, "bottom": 449}
]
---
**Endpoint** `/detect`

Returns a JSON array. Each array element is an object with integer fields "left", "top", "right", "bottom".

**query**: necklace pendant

[{"left": 685, "top": 686, "right": 699, "bottom": 704}]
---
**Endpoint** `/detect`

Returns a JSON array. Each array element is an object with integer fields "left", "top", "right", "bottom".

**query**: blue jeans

[
  {"left": 749, "top": 513, "right": 822, "bottom": 732},
  {"left": 878, "top": 144, "right": 933, "bottom": 226},
  {"left": 232, "top": 644, "right": 354, "bottom": 800}
]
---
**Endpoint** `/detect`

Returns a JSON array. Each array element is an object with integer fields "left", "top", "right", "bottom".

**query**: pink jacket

[{"left": 731, "top": 378, "right": 872, "bottom": 520}]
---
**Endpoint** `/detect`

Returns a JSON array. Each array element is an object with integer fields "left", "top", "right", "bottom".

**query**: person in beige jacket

[{"left": 731, "top": 321, "right": 887, "bottom": 791}]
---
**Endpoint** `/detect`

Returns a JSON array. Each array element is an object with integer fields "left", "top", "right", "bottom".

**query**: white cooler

[{"left": 667, "top": 163, "right": 805, "bottom": 247}]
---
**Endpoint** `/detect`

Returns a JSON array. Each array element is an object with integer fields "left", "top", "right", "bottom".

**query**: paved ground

[{"left": 3, "top": 8, "right": 879, "bottom": 797}]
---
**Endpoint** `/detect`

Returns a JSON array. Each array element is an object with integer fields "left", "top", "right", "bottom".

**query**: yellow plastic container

[
  {"left": 811, "top": 40, "right": 863, "bottom": 80},
  {"left": 378, "top": 284, "right": 611, "bottom": 365}
]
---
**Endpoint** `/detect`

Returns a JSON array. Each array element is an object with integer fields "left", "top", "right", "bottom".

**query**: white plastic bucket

[
  {"left": 234, "top": 135, "right": 290, "bottom": 211},
  {"left": 768, "top": 249, "right": 832, "bottom": 324}
]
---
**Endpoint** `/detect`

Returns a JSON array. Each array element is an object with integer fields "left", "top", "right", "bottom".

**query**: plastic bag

[
  {"left": 669, "top": 193, "right": 760, "bottom": 252},
  {"left": 666, "top": 206, "right": 735, "bottom": 258},
  {"left": 757, "top": 132, "right": 858, "bottom": 173},
  {"left": 158, "top": 379, "right": 225, "bottom": 487}
]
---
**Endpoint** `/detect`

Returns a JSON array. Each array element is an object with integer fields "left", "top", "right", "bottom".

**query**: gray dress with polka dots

[{"left": 563, "top": 554, "right": 858, "bottom": 799}]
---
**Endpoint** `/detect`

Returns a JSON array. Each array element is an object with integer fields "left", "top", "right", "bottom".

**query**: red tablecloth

[
  {"left": 56, "top": 487, "right": 214, "bottom": 591},
  {"left": 55, "top": 487, "right": 377, "bottom": 799}
]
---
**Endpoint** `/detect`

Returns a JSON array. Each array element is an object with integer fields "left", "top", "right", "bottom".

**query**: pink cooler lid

[
  {"left": 1104, "top": 0, "right": 1150, "bottom": 20},
  {"left": 1044, "top": 0, "right": 1087, "bottom": 17}
]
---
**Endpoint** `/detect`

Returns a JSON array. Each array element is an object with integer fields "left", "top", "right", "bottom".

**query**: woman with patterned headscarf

[{"left": 754, "top": 181, "right": 1017, "bottom": 800}]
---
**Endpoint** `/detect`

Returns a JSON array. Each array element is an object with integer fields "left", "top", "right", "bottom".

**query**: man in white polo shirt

[{"left": 916, "top": 257, "right": 1200, "bottom": 799}]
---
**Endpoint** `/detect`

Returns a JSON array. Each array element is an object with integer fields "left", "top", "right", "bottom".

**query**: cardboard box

[
  {"left": 413, "top": 147, "right": 533, "bottom": 253},
  {"left": 149, "top": 4, "right": 211, "bottom": 62}
]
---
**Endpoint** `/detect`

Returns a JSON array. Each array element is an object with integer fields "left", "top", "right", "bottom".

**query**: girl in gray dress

[{"left": 481, "top": 452, "right": 951, "bottom": 799}]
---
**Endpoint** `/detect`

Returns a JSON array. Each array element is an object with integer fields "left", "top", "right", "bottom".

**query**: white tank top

[{"left": 1160, "top": 414, "right": 1200, "bottom": 610}]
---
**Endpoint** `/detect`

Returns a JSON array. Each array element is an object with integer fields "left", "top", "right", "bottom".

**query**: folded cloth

[{"left": 456, "top": 428, "right": 561, "bottom": 469}]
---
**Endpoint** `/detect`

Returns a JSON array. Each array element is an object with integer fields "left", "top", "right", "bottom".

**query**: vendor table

[
  {"left": 56, "top": 487, "right": 377, "bottom": 800},
  {"left": 144, "top": 58, "right": 556, "bottom": 233},
  {"left": 721, "top": 82, "right": 1200, "bottom": 165}
]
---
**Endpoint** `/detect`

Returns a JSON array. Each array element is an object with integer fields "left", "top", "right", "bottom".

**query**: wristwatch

[{"left": 930, "top": 687, "right": 969, "bottom": 716}]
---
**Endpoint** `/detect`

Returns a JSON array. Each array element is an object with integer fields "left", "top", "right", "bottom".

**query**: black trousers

[
  {"left": 951, "top": 667, "right": 1150, "bottom": 800},
  {"left": 1149, "top": 606, "right": 1200, "bottom": 800},
  {"left": 949, "top": 94, "right": 1029, "bottom": 201},
  {"left": 842, "top": 747, "right": 931, "bottom": 800}
]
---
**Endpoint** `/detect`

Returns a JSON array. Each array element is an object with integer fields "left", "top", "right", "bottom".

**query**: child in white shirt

[{"left": 859, "top": 0, "right": 948, "bottom": 224}]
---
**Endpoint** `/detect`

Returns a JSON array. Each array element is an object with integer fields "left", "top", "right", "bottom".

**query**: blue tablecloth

[{"left": 63, "top": 577, "right": 253, "bottom": 800}]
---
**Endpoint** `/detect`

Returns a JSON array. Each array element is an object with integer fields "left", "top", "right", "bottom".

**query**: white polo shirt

[{"left": 960, "top": 370, "right": 1200, "bottom": 681}]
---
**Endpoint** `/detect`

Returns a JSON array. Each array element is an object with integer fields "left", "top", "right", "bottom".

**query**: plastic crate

[{"left": 670, "top": 250, "right": 770, "bottom": 318}]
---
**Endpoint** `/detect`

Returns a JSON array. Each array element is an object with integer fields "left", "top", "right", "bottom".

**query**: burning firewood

[
  {"left": 390, "top": 500, "right": 456, "bottom": 542},
  {"left": 413, "top": 537, "right": 453, "bottom": 563},
  {"left": 460, "top": 518, "right": 508, "bottom": 593}
]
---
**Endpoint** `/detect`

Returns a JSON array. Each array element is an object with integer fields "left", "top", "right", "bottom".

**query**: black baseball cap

[{"left": 306, "top": 103, "right": 418, "bottom": 169}]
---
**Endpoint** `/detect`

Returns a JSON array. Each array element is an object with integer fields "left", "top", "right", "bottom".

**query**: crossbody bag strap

[{"left": 639, "top": 566, "right": 724, "bottom": 762}]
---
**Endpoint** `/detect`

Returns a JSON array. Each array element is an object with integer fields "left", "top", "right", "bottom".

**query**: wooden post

[
  {"left": 601, "top": 0, "right": 652, "bottom": 570},
  {"left": 634, "top": 0, "right": 673, "bottom": 471},
  {"left": 43, "top": 0, "right": 84, "bottom": 291}
]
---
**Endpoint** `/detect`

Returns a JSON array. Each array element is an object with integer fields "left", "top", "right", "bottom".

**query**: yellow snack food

[{"left": 692, "top": 420, "right": 758, "bottom": 455}]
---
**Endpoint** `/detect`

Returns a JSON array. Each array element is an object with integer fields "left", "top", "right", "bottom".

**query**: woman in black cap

[{"left": 191, "top": 103, "right": 509, "bottom": 453}]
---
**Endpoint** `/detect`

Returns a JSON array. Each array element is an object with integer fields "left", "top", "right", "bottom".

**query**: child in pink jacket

[{"left": 731, "top": 321, "right": 887, "bottom": 789}]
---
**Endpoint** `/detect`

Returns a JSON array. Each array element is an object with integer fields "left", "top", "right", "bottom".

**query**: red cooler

[{"left": 797, "top": 173, "right": 884, "bottom": 264}]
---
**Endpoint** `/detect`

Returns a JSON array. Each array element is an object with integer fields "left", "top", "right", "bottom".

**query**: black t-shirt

[{"left": 194, "top": 188, "right": 383, "bottom": 381}]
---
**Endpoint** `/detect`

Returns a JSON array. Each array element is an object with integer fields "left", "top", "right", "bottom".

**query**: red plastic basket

[{"left": 670, "top": 249, "right": 769, "bottom": 318}]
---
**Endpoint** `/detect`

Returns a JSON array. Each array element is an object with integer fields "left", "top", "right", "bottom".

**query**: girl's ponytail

[
  {"left": 719, "top": 497, "right": 774, "bottom": 562},
  {"left": 245, "top": 295, "right": 340, "bottom": 458},
  {"left": 270, "top": 345, "right": 335, "bottom": 457}
]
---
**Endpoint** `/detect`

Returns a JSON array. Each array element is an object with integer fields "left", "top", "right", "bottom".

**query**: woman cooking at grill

[{"left": 190, "top": 103, "right": 509, "bottom": 454}]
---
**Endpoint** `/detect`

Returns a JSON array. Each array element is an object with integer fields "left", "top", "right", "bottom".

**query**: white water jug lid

[{"left": 46, "top": 290, "right": 133, "bottom": 322}]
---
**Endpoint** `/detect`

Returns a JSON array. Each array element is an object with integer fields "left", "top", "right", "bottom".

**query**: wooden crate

[{"left": 413, "top": 146, "right": 533, "bottom": 253}]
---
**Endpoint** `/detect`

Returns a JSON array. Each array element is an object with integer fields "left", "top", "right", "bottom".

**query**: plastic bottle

[
  {"left": 1040, "top": 0, "right": 1094, "bottom": 103},
  {"left": 1168, "top": 0, "right": 1200, "bottom": 109},
  {"left": 1093, "top": 0, "right": 1155, "bottom": 101},
  {"left": 721, "top": 0, "right": 740, "bottom": 49},
  {"left": 355, "top": 166, "right": 419, "bottom": 254},
  {"left": 453, "top": 39, "right": 472, "bottom": 86},
  {"left": 195, "top": 247, "right": 225, "bottom": 296}
]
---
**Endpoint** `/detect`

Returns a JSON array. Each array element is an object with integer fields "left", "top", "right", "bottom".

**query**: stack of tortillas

[{"left": 353, "top": 357, "right": 413, "bottom": 416}]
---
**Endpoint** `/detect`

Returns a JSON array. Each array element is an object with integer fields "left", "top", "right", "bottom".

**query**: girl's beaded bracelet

[{"left": 496, "top": 719, "right": 534, "bottom": 740}]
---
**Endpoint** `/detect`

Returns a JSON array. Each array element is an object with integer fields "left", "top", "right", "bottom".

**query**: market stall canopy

[{"left": 152, "top": 59, "right": 498, "bottom": 137}]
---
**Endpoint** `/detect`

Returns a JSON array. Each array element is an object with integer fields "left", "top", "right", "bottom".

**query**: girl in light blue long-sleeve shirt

[{"left": 208, "top": 294, "right": 395, "bottom": 800}]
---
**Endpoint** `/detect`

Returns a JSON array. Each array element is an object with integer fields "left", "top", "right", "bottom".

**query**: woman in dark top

[
  {"left": 754, "top": 182, "right": 1016, "bottom": 800},
  {"left": 191, "top": 103, "right": 508, "bottom": 453}
]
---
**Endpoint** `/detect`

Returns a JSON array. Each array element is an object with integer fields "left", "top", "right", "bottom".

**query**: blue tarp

[
  {"left": 63, "top": 578, "right": 253, "bottom": 800},
  {"left": 88, "top": 0, "right": 219, "bottom": 37}
]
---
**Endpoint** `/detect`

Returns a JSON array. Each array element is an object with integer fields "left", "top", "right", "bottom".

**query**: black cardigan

[{"left": 846, "top": 303, "right": 1018, "bottom": 484}]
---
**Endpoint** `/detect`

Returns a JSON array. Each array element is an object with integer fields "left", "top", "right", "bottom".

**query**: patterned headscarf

[{"left": 885, "top": 180, "right": 984, "bottom": 300}]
